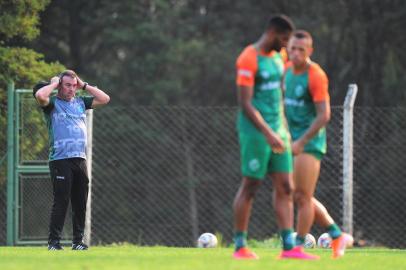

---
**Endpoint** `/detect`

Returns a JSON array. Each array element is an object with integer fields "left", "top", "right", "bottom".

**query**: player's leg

[
  {"left": 233, "top": 133, "right": 269, "bottom": 259},
  {"left": 313, "top": 197, "right": 341, "bottom": 237},
  {"left": 293, "top": 153, "right": 319, "bottom": 246},
  {"left": 233, "top": 178, "right": 262, "bottom": 234},
  {"left": 48, "top": 159, "right": 73, "bottom": 250},
  {"left": 271, "top": 172, "right": 294, "bottom": 249},
  {"left": 71, "top": 158, "right": 89, "bottom": 250},
  {"left": 270, "top": 147, "right": 319, "bottom": 260},
  {"left": 313, "top": 197, "right": 334, "bottom": 227},
  {"left": 297, "top": 151, "right": 352, "bottom": 258},
  {"left": 313, "top": 197, "right": 353, "bottom": 258},
  {"left": 233, "top": 177, "right": 261, "bottom": 258}
]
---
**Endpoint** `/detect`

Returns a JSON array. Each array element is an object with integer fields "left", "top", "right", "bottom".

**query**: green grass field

[{"left": 0, "top": 246, "right": 405, "bottom": 270}]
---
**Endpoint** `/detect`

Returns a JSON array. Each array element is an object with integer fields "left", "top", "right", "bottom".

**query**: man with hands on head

[{"left": 34, "top": 70, "right": 110, "bottom": 250}]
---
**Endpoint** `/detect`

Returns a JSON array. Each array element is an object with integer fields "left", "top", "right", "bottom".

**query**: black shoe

[
  {"left": 72, "top": 242, "right": 88, "bottom": 250},
  {"left": 48, "top": 242, "right": 63, "bottom": 250}
]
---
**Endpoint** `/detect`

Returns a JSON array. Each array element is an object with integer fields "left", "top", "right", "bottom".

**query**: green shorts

[
  {"left": 239, "top": 132, "right": 293, "bottom": 179},
  {"left": 303, "top": 149, "right": 324, "bottom": 161},
  {"left": 291, "top": 128, "right": 326, "bottom": 161}
]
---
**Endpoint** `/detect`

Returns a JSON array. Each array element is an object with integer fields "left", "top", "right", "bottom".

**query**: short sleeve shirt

[{"left": 42, "top": 96, "right": 94, "bottom": 161}]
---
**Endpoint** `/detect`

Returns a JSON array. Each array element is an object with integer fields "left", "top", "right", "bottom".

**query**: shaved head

[{"left": 292, "top": 30, "right": 313, "bottom": 48}]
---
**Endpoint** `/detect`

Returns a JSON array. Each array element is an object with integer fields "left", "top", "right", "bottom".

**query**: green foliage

[
  {"left": 0, "top": 0, "right": 63, "bottom": 186},
  {"left": 0, "top": 46, "right": 63, "bottom": 87},
  {"left": 382, "top": 50, "right": 406, "bottom": 101},
  {"left": 31, "top": 0, "right": 406, "bottom": 106},
  {"left": 18, "top": 94, "right": 50, "bottom": 161},
  {"left": 0, "top": 0, "right": 63, "bottom": 88},
  {"left": 0, "top": 0, "right": 50, "bottom": 41}
]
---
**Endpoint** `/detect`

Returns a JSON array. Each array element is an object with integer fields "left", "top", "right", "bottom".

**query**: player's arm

[
  {"left": 236, "top": 47, "right": 284, "bottom": 152},
  {"left": 292, "top": 100, "right": 330, "bottom": 155},
  {"left": 77, "top": 77, "right": 110, "bottom": 108},
  {"left": 238, "top": 86, "right": 284, "bottom": 153},
  {"left": 35, "top": 76, "right": 59, "bottom": 107},
  {"left": 84, "top": 85, "right": 110, "bottom": 108}
]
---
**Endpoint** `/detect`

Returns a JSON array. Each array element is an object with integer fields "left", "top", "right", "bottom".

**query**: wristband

[{"left": 82, "top": 82, "right": 88, "bottom": 90}]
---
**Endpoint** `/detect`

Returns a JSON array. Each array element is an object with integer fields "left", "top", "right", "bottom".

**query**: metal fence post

[
  {"left": 342, "top": 84, "right": 358, "bottom": 235},
  {"left": 6, "top": 81, "right": 15, "bottom": 246},
  {"left": 84, "top": 109, "right": 94, "bottom": 246},
  {"left": 181, "top": 111, "right": 199, "bottom": 245}
]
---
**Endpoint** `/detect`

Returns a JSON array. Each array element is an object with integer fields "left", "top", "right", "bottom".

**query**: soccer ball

[
  {"left": 197, "top": 233, "right": 218, "bottom": 248},
  {"left": 303, "top": 233, "right": 316, "bottom": 248},
  {"left": 292, "top": 232, "right": 316, "bottom": 248},
  {"left": 317, "top": 233, "right": 332, "bottom": 248},
  {"left": 317, "top": 232, "right": 354, "bottom": 248},
  {"left": 345, "top": 234, "right": 354, "bottom": 248},
  {"left": 340, "top": 233, "right": 354, "bottom": 248}
]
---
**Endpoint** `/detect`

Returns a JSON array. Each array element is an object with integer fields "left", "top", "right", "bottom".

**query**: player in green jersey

[
  {"left": 233, "top": 15, "right": 317, "bottom": 260},
  {"left": 284, "top": 30, "right": 353, "bottom": 258}
]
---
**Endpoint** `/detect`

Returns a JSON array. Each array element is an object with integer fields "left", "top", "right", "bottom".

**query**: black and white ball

[
  {"left": 317, "top": 232, "right": 332, "bottom": 248},
  {"left": 197, "top": 233, "right": 218, "bottom": 248},
  {"left": 292, "top": 232, "right": 316, "bottom": 248}
]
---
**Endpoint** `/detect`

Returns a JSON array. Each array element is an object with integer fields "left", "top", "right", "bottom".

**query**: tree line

[{"left": 2, "top": 0, "right": 406, "bottom": 106}]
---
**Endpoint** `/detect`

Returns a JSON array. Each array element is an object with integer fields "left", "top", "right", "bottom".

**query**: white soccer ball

[
  {"left": 317, "top": 232, "right": 332, "bottom": 248},
  {"left": 340, "top": 233, "right": 354, "bottom": 248},
  {"left": 197, "top": 233, "right": 218, "bottom": 248},
  {"left": 292, "top": 232, "right": 316, "bottom": 248}
]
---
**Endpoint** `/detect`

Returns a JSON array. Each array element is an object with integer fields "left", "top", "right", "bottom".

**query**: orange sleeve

[
  {"left": 280, "top": 47, "right": 289, "bottom": 64},
  {"left": 308, "top": 63, "right": 330, "bottom": 102},
  {"left": 236, "top": 45, "right": 257, "bottom": 87},
  {"left": 284, "top": 60, "right": 293, "bottom": 70}
]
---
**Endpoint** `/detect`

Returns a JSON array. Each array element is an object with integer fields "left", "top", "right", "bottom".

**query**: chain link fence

[
  {"left": 1, "top": 98, "right": 406, "bottom": 248},
  {"left": 0, "top": 101, "right": 7, "bottom": 244},
  {"left": 19, "top": 94, "right": 74, "bottom": 242},
  {"left": 90, "top": 106, "right": 345, "bottom": 247},
  {"left": 352, "top": 108, "right": 406, "bottom": 247}
]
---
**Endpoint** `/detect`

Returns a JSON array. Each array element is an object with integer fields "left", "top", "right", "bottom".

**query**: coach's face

[{"left": 58, "top": 76, "right": 78, "bottom": 101}]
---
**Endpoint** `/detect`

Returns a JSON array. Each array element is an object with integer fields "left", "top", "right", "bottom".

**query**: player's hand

[
  {"left": 76, "top": 76, "right": 85, "bottom": 90},
  {"left": 265, "top": 131, "right": 285, "bottom": 153},
  {"left": 50, "top": 76, "right": 59, "bottom": 86},
  {"left": 292, "top": 139, "right": 305, "bottom": 155}
]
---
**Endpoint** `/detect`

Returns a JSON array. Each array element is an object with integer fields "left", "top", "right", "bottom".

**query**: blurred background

[
  {"left": 2, "top": 0, "right": 406, "bottom": 106},
  {"left": 1, "top": 0, "right": 406, "bottom": 248}
]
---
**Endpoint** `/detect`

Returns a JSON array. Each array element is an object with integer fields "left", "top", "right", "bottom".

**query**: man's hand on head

[
  {"left": 50, "top": 76, "right": 59, "bottom": 86},
  {"left": 76, "top": 76, "right": 85, "bottom": 90}
]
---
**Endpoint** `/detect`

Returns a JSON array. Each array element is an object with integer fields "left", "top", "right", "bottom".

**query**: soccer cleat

[
  {"left": 331, "top": 233, "right": 352, "bottom": 258},
  {"left": 48, "top": 242, "right": 63, "bottom": 250},
  {"left": 72, "top": 242, "right": 89, "bottom": 250},
  {"left": 233, "top": 247, "right": 259, "bottom": 260},
  {"left": 279, "top": 246, "right": 319, "bottom": 260}
]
